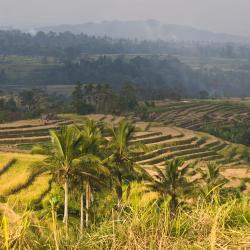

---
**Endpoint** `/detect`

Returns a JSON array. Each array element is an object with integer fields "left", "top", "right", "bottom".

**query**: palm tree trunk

[
  {"left": 85, "top": 180, "right": 91, "bottom": 228},
  {"left": 170, "top": 188, "right": 178, "bottom": 216},
  {"left": 63, "top": 180, "right": 69, "bottom": 237},
  {"left": 116, "top": 185, "right": 123, "bottom": 210},
  {"left": 126, "top": 183, "right": 131, "bottom": 201},
  {"left": 80, "top": 191, "right": 84, "bottom": 234},
  {"left": 172, "top": 193, "right": 177, "bottom": 210},
  {"left": 51, "top": 207, "right": 59, "bottom": 250},
  {"left": 116, "top": 172, "right": 123, "bottom": 210}
]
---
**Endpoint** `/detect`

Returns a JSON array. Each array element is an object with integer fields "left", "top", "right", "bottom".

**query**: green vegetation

[
  {"left": 145, "top": 99, "right": 250, "bottom": 147},
  {"left": 0, "top": 110, "right": 250, "bottom": 249},
  {"left": 202, "top": 120, "right": 250, "bottom": 146},
  {"left": 146, "top": 159, "right": 194, "bottom": 210},
  {"left": 0, "top": 55, "right": 60, "bottom": 85},
  {"left": 71, "top": 82, "right": 137, "bottom": 115},
  {"left": 0, "top": 115, "right": 249, "bottom": 248},
  {"left": 1, "top": 182, "right": 250, "bottom": 248},
  {"left": 1, "top": 24, "right": 250, "bottom": 249},
  {"left": 2, "top": 30, "right": 250, "bottom": 98}
]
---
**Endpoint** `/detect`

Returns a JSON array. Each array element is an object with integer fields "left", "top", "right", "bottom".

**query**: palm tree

[
  {"left": 147, "top": 159, "right": 194, "bottom": 211},
  {"left": 107, "top": 120, "right": 145, "bottom": 209},
  {"left": 74, "top": 119, "right": 108, "bottom": 231},
  {"left": 73, "top": 154, "right": 106, "bottom": 231},
  {"left": 45, "top": 125, "right": 81, "bottom": 234},
  {"left": 199, "top": 161, "right": 227, "bottom": 199}
]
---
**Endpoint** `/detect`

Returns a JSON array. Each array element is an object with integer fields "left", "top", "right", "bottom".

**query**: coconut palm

[
  {"left": 45, "top": 125, "right": 81, "bottom": 234},
  {"left": 107, "top": 120, "right": 145, "bottom": 209},
  {"left": 73, "top": 154, "right": 106, "bottom": 231},
  {"left": 199, "top": 161, "right": 227, "bottom": 199},
  {"left": 147, "top": 159, "right": 194, "bottom": 210},
  {"left": 74, "top": 119, "right": 108, "bottom": 230}
]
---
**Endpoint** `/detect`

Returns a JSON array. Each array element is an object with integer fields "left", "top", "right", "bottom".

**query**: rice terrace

[
  {"left": 3, "top": 1, "right": 250, "bottom": 249},
  {"left": 0, "top": 99, "right": 249, "bottom": 248}
]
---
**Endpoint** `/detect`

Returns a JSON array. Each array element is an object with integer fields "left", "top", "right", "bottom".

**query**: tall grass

[{"left": 1, "top": 182, "right": 250, "bottom": 249}]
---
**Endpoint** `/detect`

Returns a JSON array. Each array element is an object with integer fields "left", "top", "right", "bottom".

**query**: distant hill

[{"left": 38, "top": 20, "right": 250, "bottom": 44}]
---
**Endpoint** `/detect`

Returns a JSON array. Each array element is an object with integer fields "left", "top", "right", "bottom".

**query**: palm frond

[{"left": 50, "top": 129, "right": 65, "bottom": 160}]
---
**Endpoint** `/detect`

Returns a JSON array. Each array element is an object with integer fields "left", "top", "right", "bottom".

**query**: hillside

[
  {"left": 149, "top": 100, "right": 250, "bottom": 129},
  {"left": 0, "top": 112, "right": 250, "bottom": 248},
  {"left": 0, "top": 113, "right": 249, "bottom": 209},
  {"left": 145, "top": 99, "right": 250, "bottom": 145}
]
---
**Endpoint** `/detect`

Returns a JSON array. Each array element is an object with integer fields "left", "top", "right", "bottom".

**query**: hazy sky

[{"left": 1, "top": 0, "right": 250, "bottom": 35}]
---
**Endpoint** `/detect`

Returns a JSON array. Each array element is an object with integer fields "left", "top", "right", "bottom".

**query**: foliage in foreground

[
  {"left": 1, "top": 119, "right": 250, "bottom": 249},
  {"left": 1, "top": 182, "right": 250, "bottom": 249}
]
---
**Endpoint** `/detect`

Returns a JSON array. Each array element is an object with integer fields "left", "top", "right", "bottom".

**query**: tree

[
  {"left": 119, "top": 82, "right": 138, "bottom": 112},
  {"left": 147, "top": 159, "right": 194, "bottom": 211},
  {"left": 45, "top": 125, "right": 81, "bottom": 235},
  {"left": 74, "top": 119, "right": 108, "bottom": 230},
  {"left": 107, "top": 120, "right": 145, "bottom": 209},
  {"left": 198, "top": 90, "right": 209, "bottom": 99},
  {"left": 95, "top": 84, "right": 118, "bottom": 114},
  {"left": 19, "top": 90, "right": 35, "bottom": 111},
  {"left": 19, "top": 89, "right": 49, "bottom": 115},
  {"left": 34, "top": 121, "right": 107, "bottom": 232},
  {"left": 199, "top": 162, "right": 227, "bottom": 200},
  {"left": 72, "top": 82, "right": 83, "bottom": 114},
  {"left": 5, "top": 97, "right": 17, "bottom": 112}
]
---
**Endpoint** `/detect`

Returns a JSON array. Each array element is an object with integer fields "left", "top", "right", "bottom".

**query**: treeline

[
  {"left": 1, "top": 30, "right": 250, "bottom": 97},
  {"left": 1, "top": 30, "right": 250, "bottom": 59},
  {"left": 0, "top": 89, "right": 69, "bottom": 122},
  {"left": 23, "top": 56, "right": 210, "bottom": 99},
  {"left": 0, "top": 82, "right": 141, "bottom": 122},
  {"left": 32, "top": 55, "right": 250, "bottom": 98},
  {"left": 72, "top": 82, "right": 138, "bottom": 115}
]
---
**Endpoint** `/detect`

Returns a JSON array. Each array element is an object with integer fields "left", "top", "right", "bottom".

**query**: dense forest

[
  {"left": 27, "top": 56, "right": 207, "bottom": 98},
  {"left": 1, "top": 30, "right": 250, "bottom": 97},
  {"left": 1, "top": 30, "right": 250, "bottom": 58}
]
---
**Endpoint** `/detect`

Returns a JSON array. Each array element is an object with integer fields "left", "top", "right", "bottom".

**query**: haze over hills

[{"left": 37, "top": 20, "right": 250, "bottom": 44}]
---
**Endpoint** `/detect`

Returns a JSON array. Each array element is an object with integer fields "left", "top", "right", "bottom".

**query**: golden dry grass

[
  {"left": 0, "top": 153, "right": 44, "bottom": 196},
  {"left": 0, "top": 155, "right": 15, "bottom": 172},
  {"left": 2, "top": 182, "right": 250, "bottom": 249},
  {"left": 8, "top": 172, "right": 52, "bottom": 206}
]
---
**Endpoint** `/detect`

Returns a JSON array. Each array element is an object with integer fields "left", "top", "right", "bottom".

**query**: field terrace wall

[
  {"left": 151, "top": 100, "right": 250, "bottom": 131},
  {"left": 0, "top": 119, "right": 74, "bottom": 151},
  {"left": 0, "top": 113, "right": 249, "bottom": 209}
]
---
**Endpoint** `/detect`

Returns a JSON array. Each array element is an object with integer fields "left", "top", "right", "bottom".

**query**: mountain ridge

[{"left": 36, "top": 20, "right": 250, "bottom": 44}]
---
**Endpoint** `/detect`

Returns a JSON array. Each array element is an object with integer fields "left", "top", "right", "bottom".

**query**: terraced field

[
  {"left": 0, "top": 113, "right": 249, "bottom": 210},
  {"left": 149, "top": 100, "right": 250, "bottom": 130},
  {"left": 133, "top": 124, "right": 250, "bottom": 190},
  {"left": 0, "top": 114, "right": 125, "bottom": 152},
  {"left": 0, "top": 115, "right": 130, "bottom": 208},
  {"left": 0, "top": 152, "right": 47, "bottom": 208},
  {"left": 0, "top": 118, "right": 73, "bottom": 151}
]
